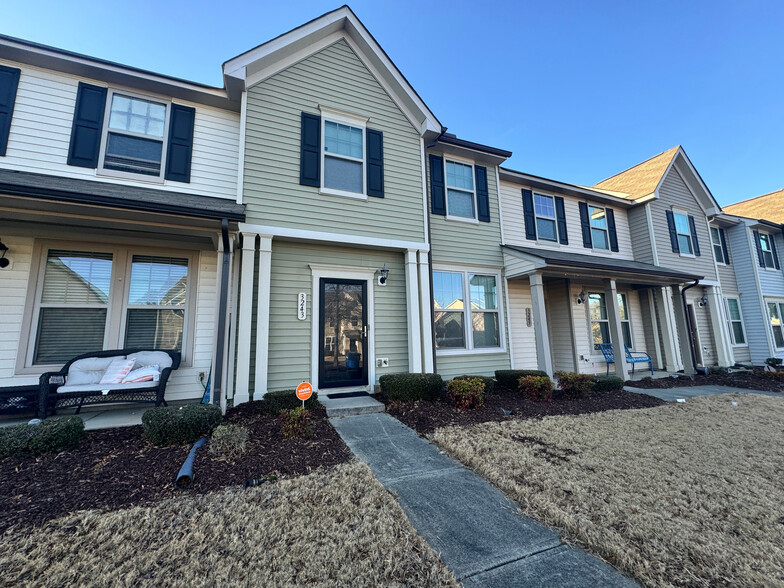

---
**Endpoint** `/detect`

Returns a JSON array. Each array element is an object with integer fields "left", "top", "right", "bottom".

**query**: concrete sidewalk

[
  {"left": 330, "top": 413, "right": 634, "bottom": 587},
  {"left": 625, "top": 384, "right": 782, "bottom": 402}
]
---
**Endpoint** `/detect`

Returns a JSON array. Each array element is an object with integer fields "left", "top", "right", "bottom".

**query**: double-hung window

[
  {"left": 617, "top": 293, "right": 633, "bottom": 348},
  {"left": 767, "top": 301, "right": 784, "bottom": 349},
  {"left": 445, "top": 160, "right": 476, "bottom": 220},
  {"left": 759, "top": 233, "right": 776, "bottom": 268},
  {"left": 724, "top": 297, "right": 746, "bottom": 345},
  {"left": 533, "top": 194, "right": 557, "bottom": 241},
  {"left": 589, "top": 293, "right": 632, "bottom": 350},
  {"left": 711, "top": 227, "right": 726, "bottom": 264},
  {"left": 433, "top": 271, "right": 501, "bottom": 351},
  {"left": 673, "top": 211, "right": 694, "bottom": 255},
  {"left": 589, "top": 206, "right": 609, "bottom": 250},
  {"left": 323, "top": 118, "right": 364, "bottom": 196},
  {"left": 100, "top": 91, "right": 169, "bottom": 179}
]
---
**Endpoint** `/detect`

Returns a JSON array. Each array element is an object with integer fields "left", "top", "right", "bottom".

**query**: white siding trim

[
  {"left": 254, "top": 235, "right": 273, "bottom": 398},
  {"left": 645, "top": 203, "right": 659, "bottom": 266}
]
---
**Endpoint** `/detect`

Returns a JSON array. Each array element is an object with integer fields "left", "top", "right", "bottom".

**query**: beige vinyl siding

[
  {"left": 243, "top": 39, "right": 424, "bottom": 242},
  {"left": 499, "top": 181, "right": 635, "bottom": 261},
  {"left": 261, "top": 241, "right": 409, "bottom": 392},
  {"left": 650, "top": 165, "right": 718, "bottom": 280},
  {"left": 427, "top": 153, "right": 503, "bottom": 266},
  {"left": 0, "top": 235, "right": 34, "bottom": 385},
  {"left": 507, "top": 279, "right": 538, "bottom": 370},
  {"left": 503, "top": 251, "right": 538, "bottom": 277},
  {"left": 627, "top": 205, "right": 655, "bottom": 264},
  {"left": 685, "top": 289, "right": 718, "bottom": 366},
  {"left": 638, "top": 289, "right": 659, "bottom": 366},
  {"left": 0, "top": 59, "right": 240, "bottom": 200},
  {"left": 545, "top": 280, "right": 575, "bottom": 372}
]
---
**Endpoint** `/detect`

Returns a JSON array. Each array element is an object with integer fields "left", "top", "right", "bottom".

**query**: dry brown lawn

[
  {"left": 431, "top": 394, "right": 784, "bottom": 587},
  {"left": 1, "top": 462, "right": 457, "bottom": 588}
]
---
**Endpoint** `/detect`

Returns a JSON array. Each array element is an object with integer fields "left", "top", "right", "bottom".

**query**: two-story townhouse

[
  {"left": 498, "top": 168, "right": 701, "bottom": 380},
  {"left": 221, "top": 7, "right": 445, "bottom": 402},
  {"left": 716, "top": 190, "right": 784, "bottom": 364},
  {"left": 0, "top": 37, "right": 244, "bottom": 406}
]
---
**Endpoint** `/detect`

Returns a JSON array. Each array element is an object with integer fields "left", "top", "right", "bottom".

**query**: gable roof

[
  {"left": 724, "top": 189, "right": 784, "bottom": 224},
  {"left": 222, "top": 5, "right": 442, "bottom": 138},
  {"left": 592, "top": 146, "right": 680, "bottom": 201}
]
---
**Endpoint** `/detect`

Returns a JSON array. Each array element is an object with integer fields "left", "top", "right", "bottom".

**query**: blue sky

[{"left": 3, "top": 0, "right": 782, "bottom": 205}]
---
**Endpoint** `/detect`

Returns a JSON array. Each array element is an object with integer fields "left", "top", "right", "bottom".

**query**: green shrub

[
  {"left": 209, "top": 423, "right": 249, "bottom": 461},
  {"left": 518, "top": 375, "right": 553, "bottom": 402},
  {"left": 453, "top": 374, "right": 495, "bottom": 395},
  {"left": 446, "top": 377, "right": 485, "bottom": 410},
  {"left": 495, "top": 370, "right": 548, "bottom": 390},
  {"left": 142, "top": 404, "right": 222, "bottom": 446},
  {"left": 279, "top": 407, "right": 313, "bottom": 439},
  {"left": 259, "top": 389, "right": 320, "bottom": 415},
  {"left": 555, "top": 371, "right": 595, "bottom": 399},
  {"left": 708, "top": 366, "right": 729, "bottom": 375},
  {"left": 379, "top": 373, "right": 444, "bottom": 402},
  {"left": 0, "top": 416, "right": 85, "bottom": 459},
  {"left": 765, "top": 357, "right": 783, "bottom": 368},
  {"left": 592, "top": 375, "right": 625, "bottom": 393}
]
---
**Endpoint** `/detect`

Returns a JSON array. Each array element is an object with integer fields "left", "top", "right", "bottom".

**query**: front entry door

[{"left": 319, "top": 278, "right": 368, "bottom": 389}]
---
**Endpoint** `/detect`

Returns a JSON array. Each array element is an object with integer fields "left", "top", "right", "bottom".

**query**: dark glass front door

[{"left": 319, "top": 278, "right": 368, "bottom": 389}]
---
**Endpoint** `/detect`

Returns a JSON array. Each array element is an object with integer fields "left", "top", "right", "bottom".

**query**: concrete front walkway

[
  {"left": 330, "top": 413, "right": 634, "bottom": 587},
  {"left": 625, "top": 384, "right": 782, "bottom": 402}
]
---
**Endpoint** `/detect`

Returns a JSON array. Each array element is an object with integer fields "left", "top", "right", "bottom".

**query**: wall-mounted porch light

[
  {"left": 576, "top": 290, "right": 587, "bottom": 305},
  {"left": 0, "top": 238, "right": 8, "bottom": 269},
  {"left": 698, "top": 288, "right": 708, "bottom": 308},
  {"left": 377, "top": 264, "right": 389, "bottom": 286}
]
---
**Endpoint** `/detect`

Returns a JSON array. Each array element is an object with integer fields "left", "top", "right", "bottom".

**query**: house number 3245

[{"left": 297, "top": 293, "right": 307, "bottom": 320}]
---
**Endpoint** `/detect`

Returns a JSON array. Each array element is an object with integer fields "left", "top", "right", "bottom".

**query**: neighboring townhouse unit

[{"left": 0, "top": 37, "right": 244, "bottom": 405}]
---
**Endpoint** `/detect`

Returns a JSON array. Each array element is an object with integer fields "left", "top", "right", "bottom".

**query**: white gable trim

[{"left": 652, "top": 149, "right": 721, "bottom": 215}]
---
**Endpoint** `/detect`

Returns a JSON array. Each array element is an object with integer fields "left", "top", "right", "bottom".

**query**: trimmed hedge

[
  {"left": 142, "top": 404, "right": 222, "bottom": 446},
  {"left": 592, "top": 376, "right": 625, "bottom": 393},
  {"left": 260, "top": 390, "right": 320, "bottom": 415},
  {"left": 379, "top": 373, "right": 444, "bottom": 402},
  {"left": 0, "top": 416, "right": 85, "bottom": 459},
  {"left": 518, "top": 375, "right": 553, "bottom": 402},
  {"left": 453, "top": 374, "right": 495, "bottom": 395},
  {"left": 279, "top": 407, "right": 314, "bottom": 439},
  {"left": 555, "top": 371, "right": 595, "bottom": 399},
  {"left": 495, "top": 369, "right": 547, "bottom": 390},
  {"left": 446, "top": 377, "right": 485, "bottom": 410}
]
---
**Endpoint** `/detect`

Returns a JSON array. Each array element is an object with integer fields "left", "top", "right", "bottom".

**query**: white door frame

[{"left": 309, "top": 264, "right": 376, "bottom": 392}]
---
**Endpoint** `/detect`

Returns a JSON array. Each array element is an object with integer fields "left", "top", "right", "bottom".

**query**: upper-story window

[
  {"left": 759, "top": 233, "right": 776, "bottom": 269},
  {"left": 100, "top": 92, "right": 169, "bottom": 179},
  {"left": 323, "top": 119, "right": 364, "bottom": 195},
  {"left": 673, "top": 212, "right": 694, "bottom": 254},
  {"left": 589, "top": 206, "right": 609, "bottom": 250},
  {"left": 533, "top": 194, "right": 557, "bottom": 240},
  {"left": 445, "top": 160, "right": 476, "bottom": 220},
  {"left": 711, "top": 227, "right": 726, "bottom": 264}
]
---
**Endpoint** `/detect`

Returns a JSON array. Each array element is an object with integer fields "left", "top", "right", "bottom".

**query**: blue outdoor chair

[{"left": 598, "top": 343, "right": 654, "bottom": 376}]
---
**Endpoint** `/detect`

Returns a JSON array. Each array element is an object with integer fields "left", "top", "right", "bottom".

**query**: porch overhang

[{"left": 502, "top": 244, "right": 703, "bottom": 286}]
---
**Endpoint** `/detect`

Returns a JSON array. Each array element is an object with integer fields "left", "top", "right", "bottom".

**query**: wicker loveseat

[{"left": 38, "top": 349, "right": 181, "bottom": 418}]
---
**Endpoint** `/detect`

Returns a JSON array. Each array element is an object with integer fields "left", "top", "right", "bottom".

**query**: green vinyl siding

[{"left": 243, "top": 39, "right": 425, "bottom": 242}]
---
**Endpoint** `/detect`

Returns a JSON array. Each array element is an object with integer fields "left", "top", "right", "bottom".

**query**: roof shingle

[
  {"left": 724, "top": 189, "right": 784, "bottom": 224},
  {"left": 592, "top": 146, "right": 680, "bottom": 201}
]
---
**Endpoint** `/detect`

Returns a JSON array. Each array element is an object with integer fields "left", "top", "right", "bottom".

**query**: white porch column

[
  {"left": 671, "top": 285, "right": 696, "bottom": 374},
  {"left": 417, "top": 250, "right": 434, "bottom": 373},
  {"left": 529, "top": 273, "right": 553, "bottom": 376},
  {"left": 654, "top": 287, "right": 682, "bottom": 372},
  {"left": 707, "top": 286, "right": 733, "bottom": 367},
  {"left": 254, "top": 235, "right": 273, "bottom": 398},
  {"left": 604, "top": 279, "right": 630, "bottom": 380},
  {"left": 234, "top": 233, "right": 257, "bottom": 405},
  {"left": 405, "top": 249, "right": 423, "bottom": 373}
]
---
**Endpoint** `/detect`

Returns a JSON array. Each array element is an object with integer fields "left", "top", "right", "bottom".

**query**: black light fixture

[
  {"left": 0, "top": 238, "right": 8, "bottom": 269},
  {"left": 378, "top": 264, "right": 389, "bottom": 286},
  {"left": 699, "top": 288, "right": 709, "bottom": 307},
  {"left": 576, "top": 290, "right": 587, "bottom": 305}
]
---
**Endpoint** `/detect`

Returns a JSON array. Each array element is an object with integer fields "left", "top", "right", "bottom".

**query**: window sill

[
  {"left": 96, "top": 168, "right": 166, "bottom": 185},
  {"left": 436, "top": 348, "right": 506, "bottom": 356},
  {"left": 679, "top": 252, "right": 696, "bottom": 259},
  {"left": 731, "top": 344, "right": 749, "bottom": 348},
  {"left": 319, "top": 187, "right": 368, "bottom": 201},
  {"left": 445, "top": 215, "right": 479, "bottom": 224}
]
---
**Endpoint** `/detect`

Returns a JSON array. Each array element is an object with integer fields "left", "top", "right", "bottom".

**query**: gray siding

[
  {"left": 712, "top": 223, "right": 739, "bottom": 292},
  {"left": 545, "top": 279, "right": 575, "bottom": 372},
  {"left": 626, "top": 205, "right": 654, "bottom": 264},
  {"left": 685, "top": 290, "right": 717, "bottom": 366},
  {"left": 243, "top": 39, "right": 425, "bottom": 242},
  {"left": 757, "top": 230, "right": 784, "bottom": 297}
]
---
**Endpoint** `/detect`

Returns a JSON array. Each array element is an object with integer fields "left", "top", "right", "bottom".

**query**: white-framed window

[
  {"left": 317, "top": 107, "right": 368, "bottom": 199},
  {"left": 589, "top": 292, "right": 632, "bottom": 350},
  {"left": 673, "top": 211, "right": 694, "bottom": 255},
  {"left": 533, "top": 193, "right": 557, "bottom": 241},
  {"left": 445, "top": 159, "right": 476, "bottom": 221},
  {"left": 724, "top": 297, "right": 746, "bottom": 346},
  {"left": 25, "top": 244, "right": 194, "bottom": 368},
  {"left": 759, "top": 233, "right": 776, "bottom": 269},
  {"left": 589, "top": 206, "right": 609, "bottom": 250},
  {"left": 767, "top": 300, "right": 784, "bottom": 349},
  {"left": 98, "top": 90, "right": 170, "bottom": 181},
  {"left": 433, "top": 270, "right": 502, "bottom": 352},
  {"left": 617, "top": 293, "right": 633, "bottom": 349},
  {"left": 711, "top": 227, "right": 726, "bottom": 264}
]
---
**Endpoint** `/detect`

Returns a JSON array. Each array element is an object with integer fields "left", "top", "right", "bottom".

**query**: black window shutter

[
  {"left": 770, "top": 233, "right": 781, "bottom": 270},
  {"left": 429, "top": 154, "right": 445, "bottom": 215},
  {"left": 522, "top": 189, "right": 536, "bottom": 240},
  {"left": 164, "top": 104, "right": 195, "bottom": 183},
  {"left": 299, "top": 112, "right": 320, "bottom": 187},
  {"left": 365, "top": 128, "right": 384, "bottom": 197},
  {"left": 578, "top": 202, "right": 593, "bottom": 248},
  {"left": 719, "top": 228, "right": 730, "bottom": 265},
  {"left": 688, "top": 215, "right": 701, "bottom": 256},
  {"left": 67, "top": 83, "right": 107, "bottom": 168},
  {"left": 0, "top": 65, "right": 21, "bottom": 157},
  {"left": 554, "top": 196, "right": 568, "bottom": 244},
  {"left": 665, "top": 210, "right": 680, "bottom": 253},
  {"left": 475, "top": 165, "right": 490, "bottom": 222},
  {"left": 606, "top": 208, "right": 619, "bottom": 252},
  {"left": 753, "top": 230, "right": 764, "bottom": 266}
]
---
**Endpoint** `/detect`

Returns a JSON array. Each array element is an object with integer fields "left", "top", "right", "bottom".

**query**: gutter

[
  {"left": 680, "top": 280, "right": 701, "bottom": 374},
  {"left": 213, "top": 219, "right": 231, "bottom": 407}
]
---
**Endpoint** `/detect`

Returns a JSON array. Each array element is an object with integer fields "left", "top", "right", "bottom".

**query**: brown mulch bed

[
  {"left": 626, "top": 369, "right": 784, "bottom": 393},
  {"left": 384, "top": 388, "right": 666, "bottom": 436},
  {"left": 0, "top": 402, "right": 351, "bottom": 534}
]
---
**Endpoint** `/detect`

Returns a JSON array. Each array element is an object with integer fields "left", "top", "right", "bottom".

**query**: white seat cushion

[
  {"left": 127, "top": 351, "right": 173, "bottom": 370},
  {"left": 66, "top": 356, "right": 121, "bottom": 386},
  {"left": 57, "top": 381, "right": 158, "bottom": 394}
]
